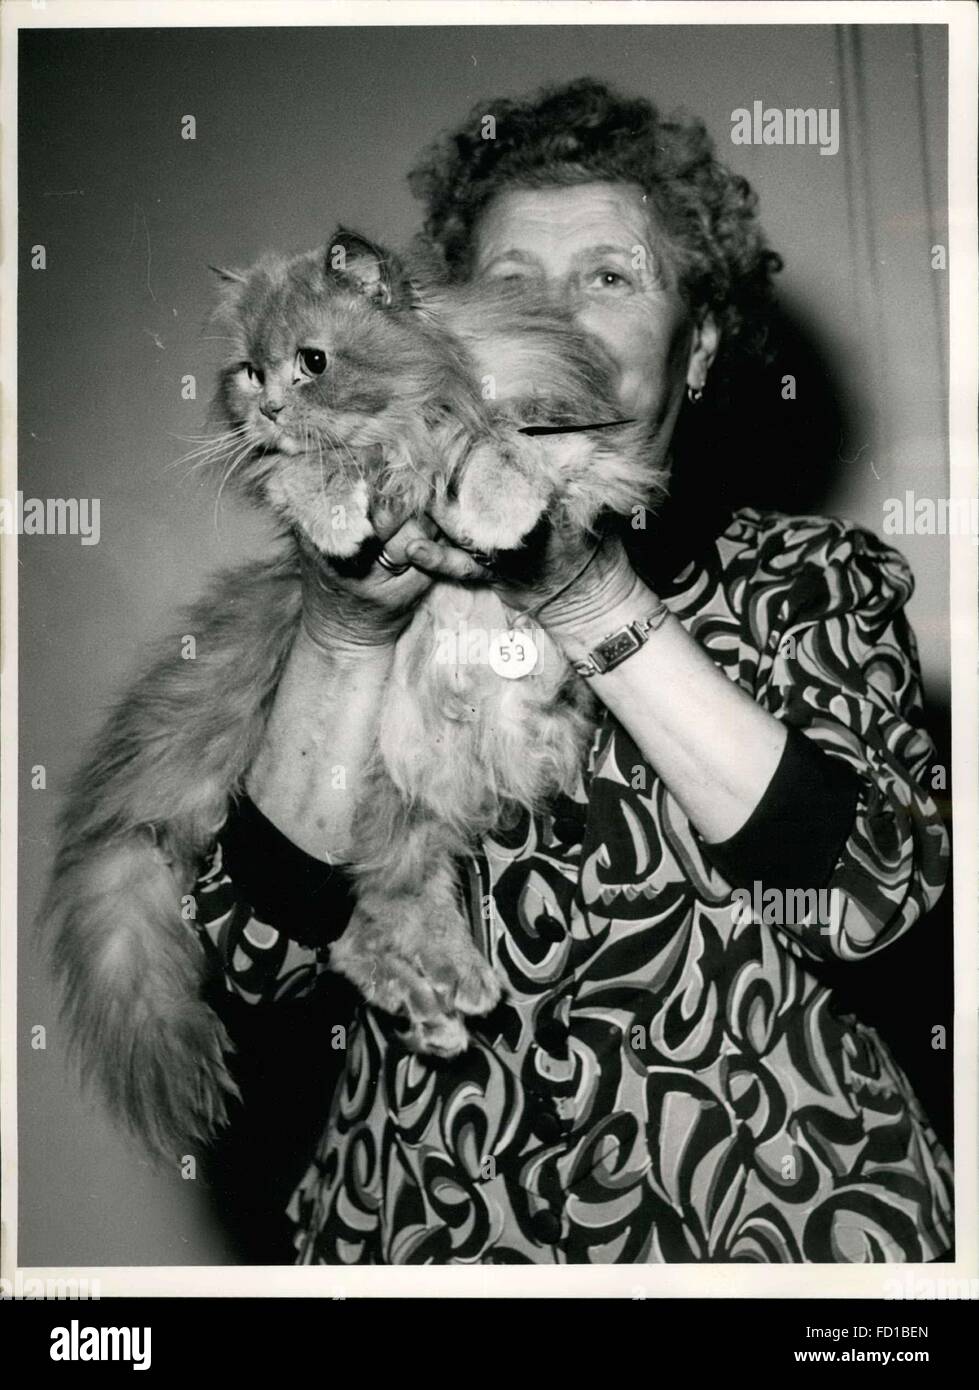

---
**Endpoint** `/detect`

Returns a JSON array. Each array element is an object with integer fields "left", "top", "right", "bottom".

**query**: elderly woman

[{"left": 193, "top": 79, "right": 953, "bottom": 1264}]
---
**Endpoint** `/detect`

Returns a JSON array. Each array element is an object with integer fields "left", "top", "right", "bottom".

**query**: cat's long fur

[
  {"left": 44, "top": 557, "right": 303, "bottom": 1154},
  {"left": 43, "top": 228, "right": 661, "bottom": 1158}
]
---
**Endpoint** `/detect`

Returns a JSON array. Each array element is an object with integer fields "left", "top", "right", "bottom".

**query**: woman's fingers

[
  {"left": 404, "top": 536, "right": 486, "bottom": 582},
  {"left": 377, "top": 515, "right": 439, "bottom": 569},
  {"left": 367, "top": 505, "right": 486, "bottom": 581}
]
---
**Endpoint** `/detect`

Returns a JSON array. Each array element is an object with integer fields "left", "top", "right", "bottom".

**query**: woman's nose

[
  {"left": 260, "top": 398, "right": 284, "bottom": 421},
  {"left": 541, "top": 273, "right": 577, "bottom": 309},
  {"left": 547, "top": 276, "right": 591, "bottom": 327}
]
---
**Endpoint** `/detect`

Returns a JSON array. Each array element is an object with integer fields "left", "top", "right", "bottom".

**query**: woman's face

[{"left": 470, "top": 181, "right": 718, "bottom": 452}]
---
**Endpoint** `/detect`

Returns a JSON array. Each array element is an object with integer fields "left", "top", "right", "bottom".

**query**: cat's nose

[{"left": 260, "top": 398, "right": 284, "bottom": 421}]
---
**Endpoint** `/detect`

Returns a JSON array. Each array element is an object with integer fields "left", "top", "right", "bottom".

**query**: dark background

[{"left": 18, "top": 23, "right": 952, "bottom": 1264}]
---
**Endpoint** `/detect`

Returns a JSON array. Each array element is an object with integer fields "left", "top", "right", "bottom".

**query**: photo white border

[{"left": 2, "top": 0, "right": 976, "bottom": 1300}]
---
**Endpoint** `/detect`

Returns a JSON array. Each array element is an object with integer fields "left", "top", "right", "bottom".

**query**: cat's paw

[
  {"left": 329, "top": 903, "right": 502, "bottom": 1058},
  {"left": 330, "top": 932, "right": 471, "bottom": 1059},
  {"left": 441, "top": 436, "right": 552, "bottom": 553},
  {"left": 302, "top": 477, "right": 374, "bottom": 557},
  {"left": 267, "top": 470, "right": 374, "bottom": 557},
  {"left": 421, "top": 944, "right": 502, "bottom": 1018},
  {"left": 399, "top": 1013, "right": 471, "bottom": 1059}
]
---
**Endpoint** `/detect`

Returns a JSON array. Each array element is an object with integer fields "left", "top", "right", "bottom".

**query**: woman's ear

[{"left": 686, "top": 311, "right": 721, "bottom": 392}]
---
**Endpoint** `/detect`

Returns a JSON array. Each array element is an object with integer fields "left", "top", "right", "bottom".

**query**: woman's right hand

[{"left": 297, "top": 504, "right": 442, "bottom": 655}]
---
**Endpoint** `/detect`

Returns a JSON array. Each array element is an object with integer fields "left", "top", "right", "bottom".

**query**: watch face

[{"left": 596, "top": 626, "right": 641, "bottom": 668}]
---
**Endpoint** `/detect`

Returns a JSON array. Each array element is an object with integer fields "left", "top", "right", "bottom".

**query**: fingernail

[{"left": 406, "top": 541, "right": 431, "bottom": 562}]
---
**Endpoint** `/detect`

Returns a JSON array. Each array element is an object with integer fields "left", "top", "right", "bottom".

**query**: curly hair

[{"left": 408, "top": 77, "right": 783, "bottom": 368}]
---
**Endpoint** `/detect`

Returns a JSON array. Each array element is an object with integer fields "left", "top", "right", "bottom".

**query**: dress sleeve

[
  {"left": 190, "top": 794, "right": 358, "bottom": 1005},
  {"left": 706, "top": 519, "right": 949, "bottom": 962}
]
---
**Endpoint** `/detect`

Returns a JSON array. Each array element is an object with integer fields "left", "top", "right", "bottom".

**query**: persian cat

[{"left": 44, "top": 229, "right": 659, "bottom": 1156}]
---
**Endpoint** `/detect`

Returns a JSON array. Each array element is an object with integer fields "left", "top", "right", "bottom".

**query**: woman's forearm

[
  {"left": 245, "top": 631, "right": 396, "bottom": 862},
  {"left": 548, "top": 576, "right": 788, "bottom": 845},
  {"left": 246, "top": 511, "right": 439, "bottom": 861},
  {"left": 403, "top": 530, "right": 789, "bottom": 845}
]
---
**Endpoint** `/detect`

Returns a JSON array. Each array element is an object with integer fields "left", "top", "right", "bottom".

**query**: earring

[{"left": 687, "top": 385, "right": 704, "bottom": 404}]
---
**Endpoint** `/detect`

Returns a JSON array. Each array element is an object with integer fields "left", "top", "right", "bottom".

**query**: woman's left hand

[
  {"left": 402, "top": 514, "right": 647, "bottom": 636},
  {"left": 404, "top": 505, "right": 792, "bottom": 849}
]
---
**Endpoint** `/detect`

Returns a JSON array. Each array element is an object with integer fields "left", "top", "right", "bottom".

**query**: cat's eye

[
  {"left": 296, "top": 347, "right": 327, "bottom": 378},
  {"left": 243, "top": 363, "right": 264, "bottom": 386}
]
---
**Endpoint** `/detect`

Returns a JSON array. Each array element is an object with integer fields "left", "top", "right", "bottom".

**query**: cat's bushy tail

[{"left": 40, "top": 554, "right": 303, "bottom": 1159}]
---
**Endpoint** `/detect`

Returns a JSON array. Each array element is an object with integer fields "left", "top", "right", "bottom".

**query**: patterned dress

[{"left": 192, "top": 506, "right": 954, "bottom": 1264}]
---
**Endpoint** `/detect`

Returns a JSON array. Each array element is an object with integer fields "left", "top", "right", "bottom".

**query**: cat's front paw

[
  {"left": 302, "top": 476, "right": 375, "bottom": 557},
  {"left": 440, "top": 435, "right": 552, "bottom": 554},
  {"left": 267, "top": 470, "right": 374, "bottom": 557}
]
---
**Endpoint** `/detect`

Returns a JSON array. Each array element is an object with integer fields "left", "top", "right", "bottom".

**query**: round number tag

[{"left": 488, "top": 628, "right": 538, "bottom": 679}]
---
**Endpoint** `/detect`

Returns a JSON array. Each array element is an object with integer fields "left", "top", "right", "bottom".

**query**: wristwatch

[{"left": 571, "top": 601, "right": 671, "bottom": 677}]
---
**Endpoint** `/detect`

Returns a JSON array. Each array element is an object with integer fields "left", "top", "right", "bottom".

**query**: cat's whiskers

[
  {"left": 165, "top": 426, "right": 252, "bottom": 482},
  {"left": 166, "top": 425, "right": 247, "bottom": 459},
  {"left": 181, "top": 439, "right": 249, "bottom": 476},
  {"left": 211, "top": 435, "right": 264, "bottom": 527},
  {"left": 310, "top": 426, "right": 333, "bottom": 510}
]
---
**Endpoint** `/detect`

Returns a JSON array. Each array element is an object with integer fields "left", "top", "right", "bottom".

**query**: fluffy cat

[{"left": 43, "top": 228, "right": 660, "bottom": 1157}]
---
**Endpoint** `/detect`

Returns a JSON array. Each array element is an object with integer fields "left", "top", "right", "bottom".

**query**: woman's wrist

[
  {"left": 300, "top": 604, "right": 405, "bottom": 658},
  {"left": 542, "top": 550, "right": 659, "bottom": 658},
  {"left": 548, "top": 582, "right": 665, "bottom": 664},
  {"left": 296, "top": 536, "right": 419, "bottom": 656}
]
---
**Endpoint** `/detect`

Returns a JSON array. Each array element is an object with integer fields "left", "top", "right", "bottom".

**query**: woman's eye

[
  {"left": 589, "top": 269, "right": 630, "bottom": 291},
  {"left": 297, "top": 347, "right": 327, "bottom": 376},
  {"left": 244, "top": 363, "right": 264, "bottom": 385},
  {"left": 484, "top": 266, "right": 534, "bottom": 285}
]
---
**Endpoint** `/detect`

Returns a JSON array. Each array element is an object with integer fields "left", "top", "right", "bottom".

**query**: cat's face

[
  {"left": 209, "top": 231, "right": 450, "bottom": 536},
  {"left": 218, "top": 238, "right": 420, "bottom": 438}
]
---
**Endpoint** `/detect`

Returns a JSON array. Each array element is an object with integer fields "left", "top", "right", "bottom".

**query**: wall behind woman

[{"left": 17, "top": 23, "right": 949, "bottom": 1265}]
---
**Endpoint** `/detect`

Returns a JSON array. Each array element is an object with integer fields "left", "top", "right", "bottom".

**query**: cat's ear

[{"left": 325, "top": 228, "right": 405, "bottom": 308}]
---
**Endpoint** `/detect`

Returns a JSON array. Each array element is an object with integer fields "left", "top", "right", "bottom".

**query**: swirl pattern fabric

[{"left": 194, "top": 508, "right": 954, "bottom": 1263}]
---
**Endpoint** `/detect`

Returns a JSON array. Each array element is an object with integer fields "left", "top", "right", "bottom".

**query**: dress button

[
  {"left": 534, "top": 911, "right": 566, "bottom": 944},
  {"left": 535, "top": 1017, "right": 568, "bottom": 1052},
  {"left": 534, "top": 1110, "right": 563, "bottom": 1143},
  {"left": 552, "top": 813, "right": 585, "bottom": 845},
  {"left": 530, "top": 1208, "right": 563, "bottom": 1246}
]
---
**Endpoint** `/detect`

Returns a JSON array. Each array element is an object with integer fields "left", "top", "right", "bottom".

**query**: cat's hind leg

[
  {"left": 333, "top": 871, "right": 499, "bottom": 1057},
  {"left": 330, "top": 812, "right": 501, "bottom": 1057}
]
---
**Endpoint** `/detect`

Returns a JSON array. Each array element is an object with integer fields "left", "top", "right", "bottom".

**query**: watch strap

[{"left": 572, "top": 601, "right": 671, "bottom": 677}]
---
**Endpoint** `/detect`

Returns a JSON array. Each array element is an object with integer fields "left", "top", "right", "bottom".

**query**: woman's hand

[
  {"left": 402, "top": 514, "right": 646, "bottom": 637},
  {"left": 297, "top": 504, "right": 441, "bottom": 655}
]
